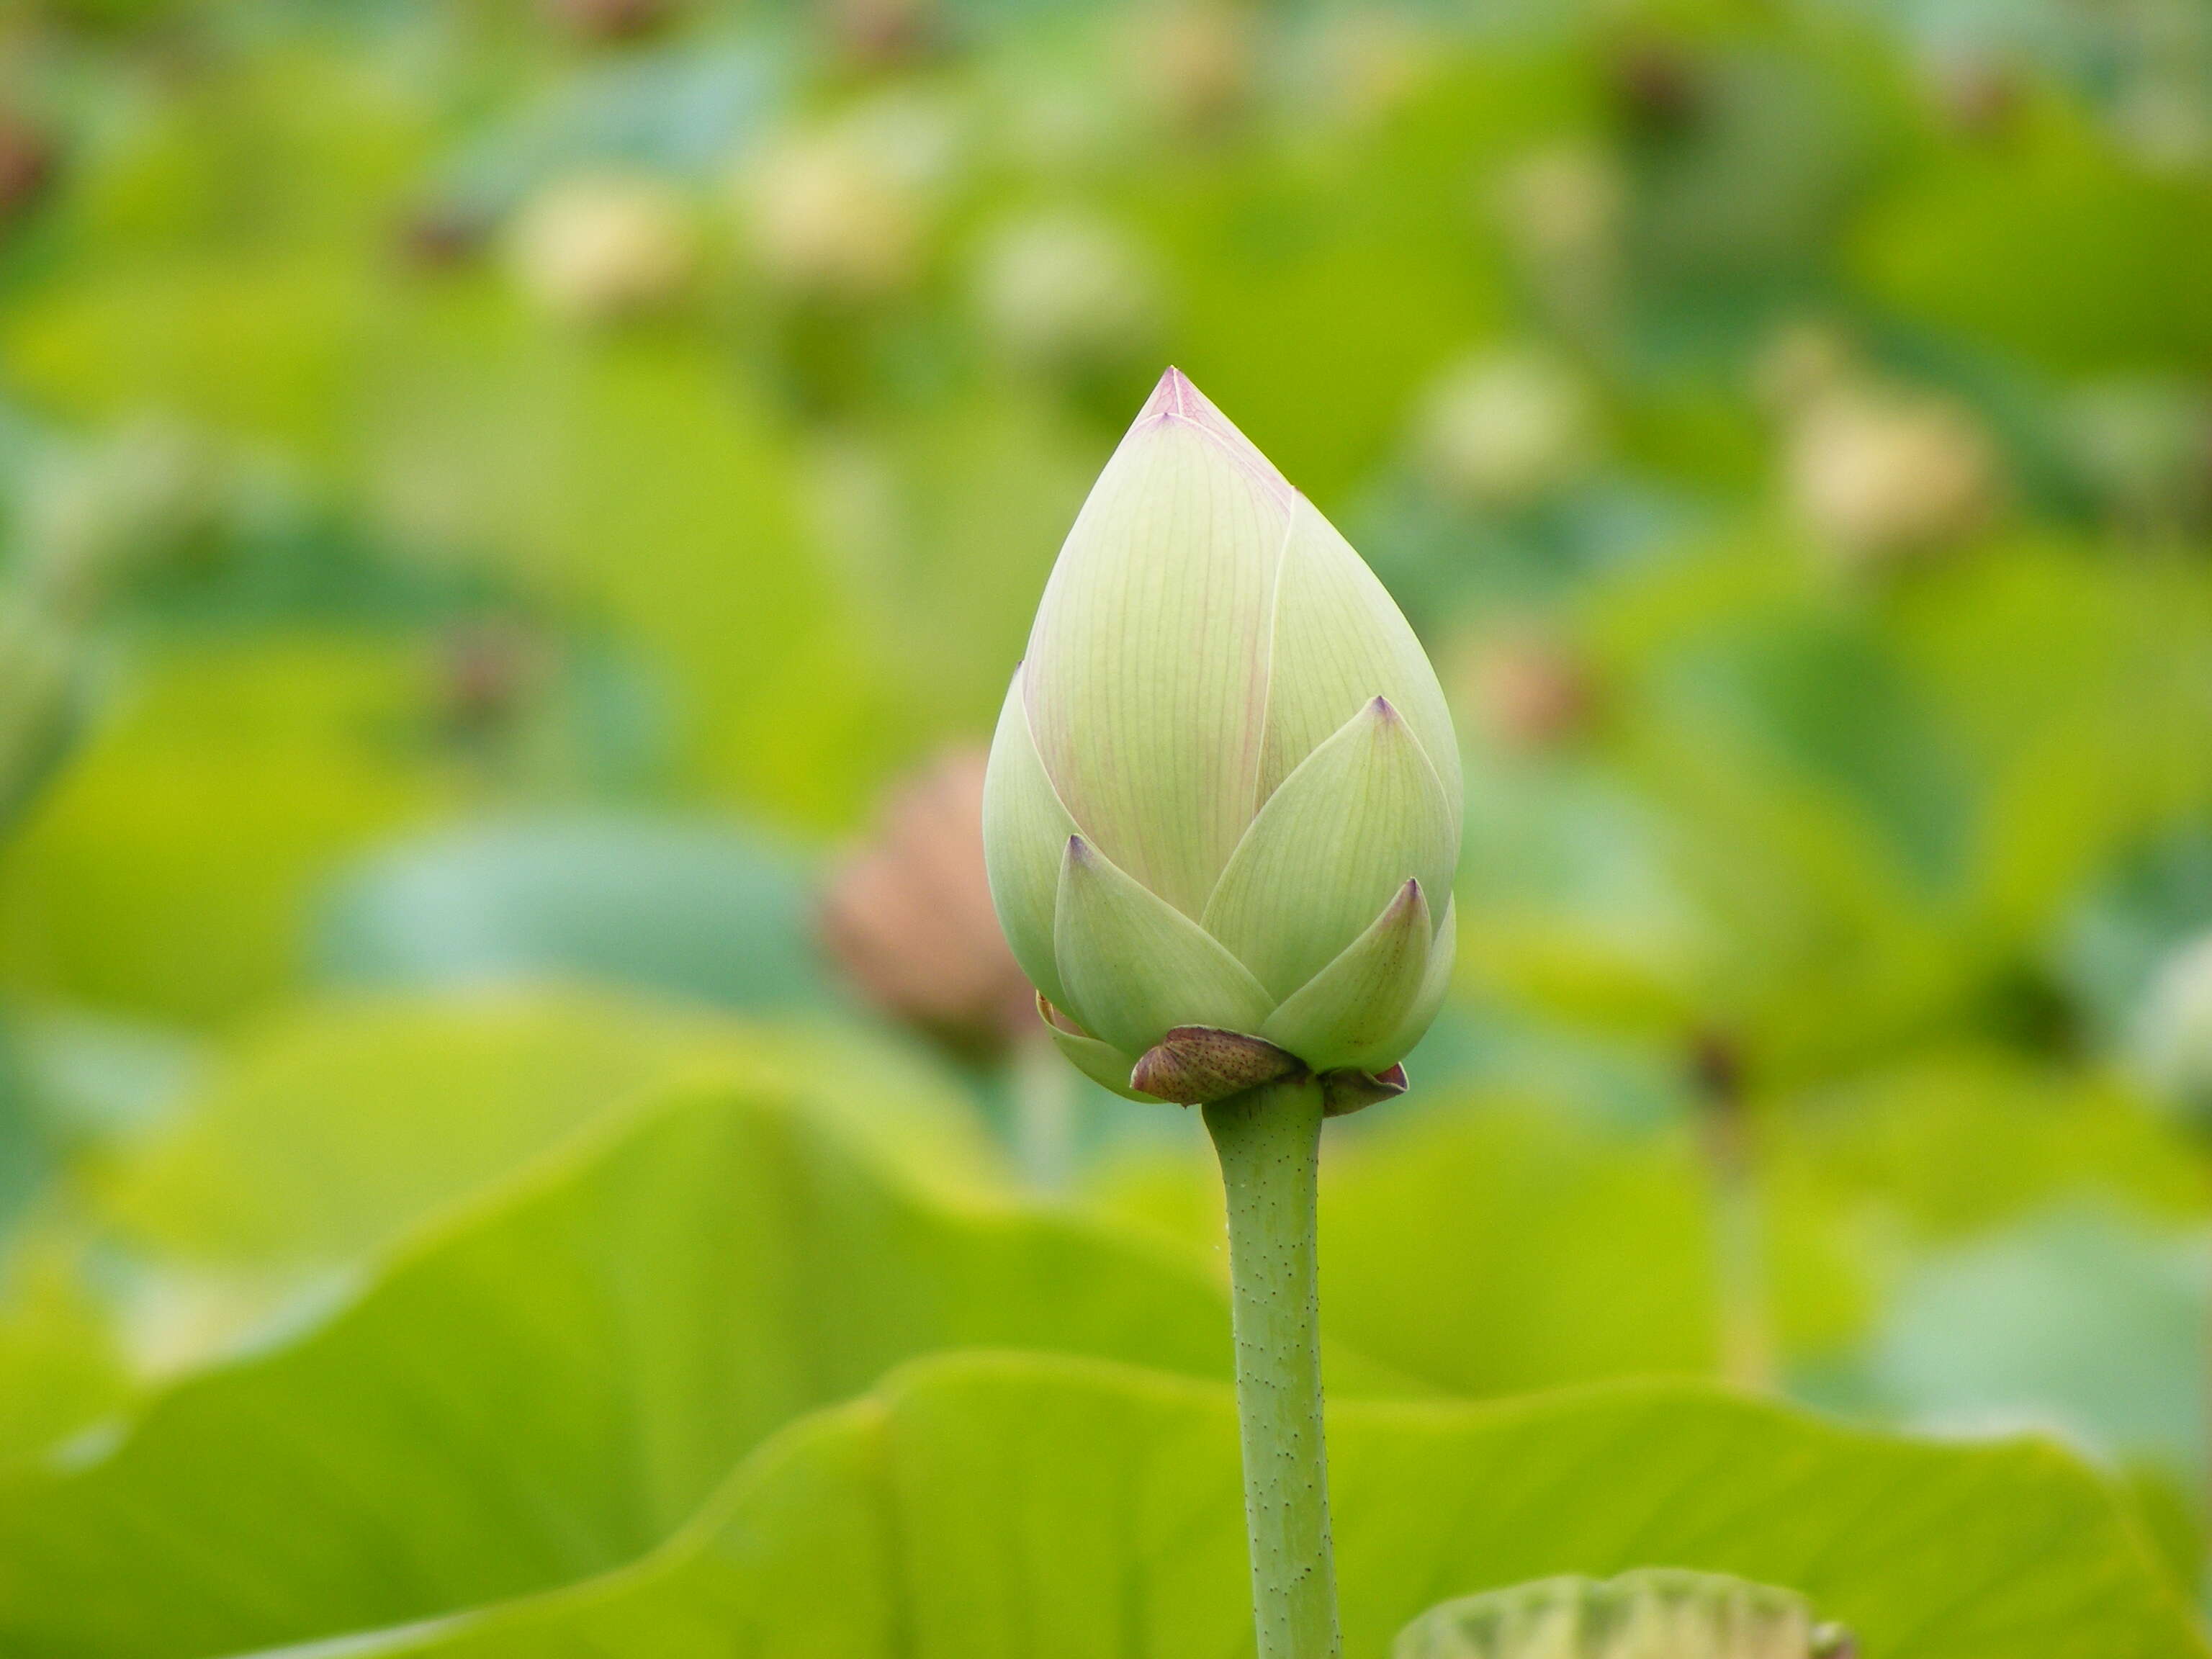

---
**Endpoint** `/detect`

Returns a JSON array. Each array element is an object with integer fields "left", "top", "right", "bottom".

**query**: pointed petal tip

[
  {"left": 1367, "top": 694, "right": 1401, "bottom": 722},
  {"left": 1139, "top": 366, "right": 1196, "bottom": 421}
]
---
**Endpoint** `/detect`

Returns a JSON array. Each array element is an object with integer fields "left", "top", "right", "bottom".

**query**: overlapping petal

[
  {"left": 980, "top": 664, "right": 1079, "bottom": 1009},
  {"left": 1258, "top": 495, "right": 1462, "bottom": 821},
  {"left": 1053, "top": 835, "right": 1275, "bottom": 1056},
  {"left": 1201, "top": 696, "right": 1457, "bottom": 999},
  {"left": 1020, "top": 372, "right": 1295, "bottom": 918},
  {"left": 1384, "top": 893, "right": 1457, "bottom": 1061},
  {"left": 1035, "top": 997, "right": 1157, "bottom": 1102},
  {"left": 1262, "top": 878, "right": 1433, "bottom": 1072}
]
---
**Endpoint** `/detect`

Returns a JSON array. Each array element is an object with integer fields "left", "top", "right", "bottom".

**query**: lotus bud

[
  {"left": 541, "top": 0, "right": 673, "bottom": 42},
  {"left": 819, "top": 748, "right": 1035, "bottom": 1060},
  {"left": 1787, "top": 385, "right": 2000, "bottom": 567},
  {"left": 507, "top": 173, "right": 696, "bottom": 323},
  {"left": 984, "top": 369, "right": 1460, "bottom": 1112},
  {"left": 972, "top": 210, "right": 1161, "bottom": 374},
  {"left": 0, "top": 110, "right": 56, "bottom": 238},
  {"left": 1459, "top": 626, "right": 1593, "bottom": 754},
  {"left": 1415, "top": 347, "right": 1601, "bottom": 511},
  {"left": 1393, "top": 1570, "right": 1854, "bottom": 1659}
]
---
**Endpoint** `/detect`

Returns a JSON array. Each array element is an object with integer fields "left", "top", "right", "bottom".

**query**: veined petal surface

[
  {"left": 1260, "top": 495, "right": 1461, "bottom": 821},
  {"left": 1036, "top": 1003, "right": 1156, "bottom": 1102},
  {"left": 1021, "top": 369, "right": 1293, "bottom": 918},
  {"left": 1262, "top": 879, "right": 1433, "bottom": 1072},
  {"left": 1202, "top": 696, "right": 1457, "bottom": 999},
  {"left": 981, "top": 664, "right": 1078, "bottom": 1008},
  {"left": 1054, "top": 835, "right": 1276, "bottom": 1056},
  {"left": 1388, "top": 893, "right": 1456, "bottom": 1060}
]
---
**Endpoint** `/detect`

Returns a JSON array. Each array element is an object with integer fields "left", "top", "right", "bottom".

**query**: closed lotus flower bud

[{"left": 984, "top": 368, "right": 1460, "bottom": 1113}]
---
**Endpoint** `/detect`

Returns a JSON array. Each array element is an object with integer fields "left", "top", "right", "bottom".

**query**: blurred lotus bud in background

[
  {"left": 1493, "top": 144, "right": 1623, "bottom": 341},
  {"left": 821, "top": 749, "right": 1035, "bottom": 1060},
  {"left": 818, "top": 0, "right": 941, "bottom": 71},
  {"left": 0, "top": 109, "right": 56, "bottom": 238},
  {"left": 1455, "top": 626, "right": 1595, "bottom": 755},
  {"left": 1607, "top": 35, "right": 1707, "bottom": 142},
  {"left": 1125, "top": 1, "right": 1258, "bottom": 135},
  {"left": 541, "top": 0, "right": 675, "bottom": 44},
  {"left": 395, "top": 199, "right": 495, "bottom": 272},
  {"left": 1924, "top": 52, "right": 2022, "bottom": 139},
  {"left": 1414, "top": 347, "right": 1601, "bottom": 512},
  {"left": 2064, "top": 379, "right": 2212, "bottom": 535},
  {"left": 2135, "top": 932, "right": 2212, "bottom": 1135},
  {"left": 973, "top": 210, "right": 1161, "bottom": 374},
  {"left": 507, "top": 174, "right": 697, "bottom": 323},
  {"left": 742, "top": 99, "right": 956, "bottom": 300},
  {"left": 1786, "top": 385, "right": 2000, "bottom": 567}
]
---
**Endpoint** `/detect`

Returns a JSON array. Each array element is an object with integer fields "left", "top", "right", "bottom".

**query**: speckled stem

[{"left": 1205, "top": 1075, "right": 1342, "bottom": 1659}]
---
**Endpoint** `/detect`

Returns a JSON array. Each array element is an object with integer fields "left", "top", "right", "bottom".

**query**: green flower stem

[{"left": 1204, "top": 1075, "right": 1342, "bottom": 1659}]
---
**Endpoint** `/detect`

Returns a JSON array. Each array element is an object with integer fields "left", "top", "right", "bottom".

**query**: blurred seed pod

[
  {"left": 1123, "top": 1, "right": 1258, "bottom": 136},
  {"left": 1607, "top": 37, "right": 1707, "bottom": 141},
  {"left": 1394, "top": 1568, "right": 1852, "bottom": 1659},
  {"left": 395, "top": 199, "right": 495, "bottom": 271},
  {"left": 541, "top": 0, "right": 675, "bottom": 43},
  {"left": 1786, "top": 384, "right": 2000, "bottom": 567},
  {"left": 1456, "top": 628, "right": 1596, "bottom": 755},
  {"left": 819, "top": 749, "right": 1035, "bottom": 1061},
  {"left": 742, "top": 99, "right": 955, "bottom": 301},
  {"left": 507, "top": 173, "right": 698, "bottom": 323},
  {"left": 1413, "top": 347, "right": 1601, "bottom": 511},
  {"left": 2064, "top": 378, "right": 2212, "bottom": 534},
  {"left": 2136, "top": 932, "right": 2212, "bottom": 1136},
  {"left": 973, "top": 210, "right": 1161, "bottom": 373}
]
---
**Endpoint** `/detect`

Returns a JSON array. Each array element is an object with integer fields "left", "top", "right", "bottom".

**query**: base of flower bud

[
  {"left": 1132, "top": 1026, "right": 1302, "bottom": 1103},
  {"left": 1130, "top": 1025, "right": 1409, "bottom": 1113}
]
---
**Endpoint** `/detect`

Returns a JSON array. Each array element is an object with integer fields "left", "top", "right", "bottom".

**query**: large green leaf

[
  {"left": 91, "top": 994, "right": 994, "bottom": 1277},
  {"left": 0, "top": 1080, "right": 1404, "bottom": 1659},
  {"left": 278, "top": 1352, "right": 2206, "bottom": 1659}
]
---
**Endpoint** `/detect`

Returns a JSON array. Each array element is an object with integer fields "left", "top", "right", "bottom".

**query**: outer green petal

[
  {"left": 1259, "top": 495, "right": 1461, "bottom": 825},
  {"left": 1021, "top": 369, "right": 1294, "bottom": 917},
  {"left": 981, "top": 663, "right": 1077, "bottom": 1009},
  {"left": 1053, "top": 835, "right": 1276, "bottom": 1056},
  {"left": 1262, "top": 879, "right": 1432, "bottom": 1072},
  {"left": 1202, "top": 696, "right": 1457, "bottom": 999},
  {"left": 1385, "top": 892, "right": 1456, "bottom": 1061},
  {"left": 1040, "top": 1022, "right": 1156, "bottom": 1102}
]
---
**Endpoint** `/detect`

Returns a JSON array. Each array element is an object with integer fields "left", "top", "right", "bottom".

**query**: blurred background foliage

[{"left": 7, "top": 0, "right": 2212, "bottom": 1644}]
